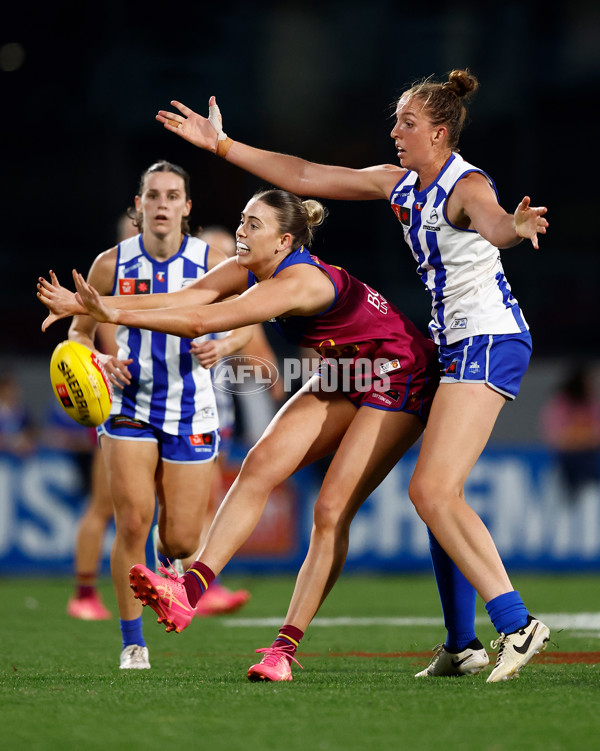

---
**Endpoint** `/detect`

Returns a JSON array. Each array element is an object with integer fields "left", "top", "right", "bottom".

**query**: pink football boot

[
  {"left": 129, "top": 563, "right": 195, "bottom": 633},
  {"left": 247, "top": 646, "right": 303, "bottom": 682}
]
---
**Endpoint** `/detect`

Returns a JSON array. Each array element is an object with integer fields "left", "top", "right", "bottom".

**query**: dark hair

[
  {"left": 401, "top": 69, "right": 479, "bottom": 150},
  {"left": 252, "top": 189, "right": 326, "bottom": 248},
  {"left": 129, "top": 160, "right": 192, "bottom": 234}
]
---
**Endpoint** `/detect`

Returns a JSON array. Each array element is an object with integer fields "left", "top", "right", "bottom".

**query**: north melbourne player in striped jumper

[
  {"left": 149, "top": 68, "right": 550, "bottom": 682},
  {"left": 41, "top": 161, "right": 250, "bottom": 669}
]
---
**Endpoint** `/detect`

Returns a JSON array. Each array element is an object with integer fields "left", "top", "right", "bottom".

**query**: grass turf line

[{"left": 2, "top": 573, "right": 599, "bottom": 751}]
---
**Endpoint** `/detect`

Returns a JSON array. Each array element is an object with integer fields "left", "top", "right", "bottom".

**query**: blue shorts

[
  {"left": 97, "top": 415, "right": 220, "bottom": 464},
  {"left": 438, "top": 332, "right": 532, "bottom": 400}
]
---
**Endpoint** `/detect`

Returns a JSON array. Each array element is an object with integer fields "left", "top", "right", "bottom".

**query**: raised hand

[
  {"left": 514, "top": 196, "right": 549, "bottom": 250},
  {"left": 72, "top": 269, "right": 117, "bottom": 324},
  {"left": 37, "top": 270, "right": 85, "bottom": 331},
  {"left": 156, "top": 96, "right": 225, "bottom": 152}
]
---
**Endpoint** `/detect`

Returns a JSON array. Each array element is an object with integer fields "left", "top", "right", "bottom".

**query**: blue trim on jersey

[
  {"left": 425, "top": 230, "right": 448, "bottom": 346},
  {"left": 248, "top": 247, "right": 340, "bottom": 314},
  {"left": 178, "top": 335, "right": 196, "bottom": 432},
  {"left": 389, "top": 170, "right": 412, "bottom": 202},
  {"left": 121, "top": 327, "right": 142, "bottom": 405},
  {"left": 442, "top": 168, "right": 500, "bottom": 232},
  {"left": 139, "top": 234, "right": 190, "bottom": 271},
  {"left": 149, "top": 332, "right": 168, "bottom": 427},
  {"left": 495, "top": 272, "right": 527, "bottom": 330}
]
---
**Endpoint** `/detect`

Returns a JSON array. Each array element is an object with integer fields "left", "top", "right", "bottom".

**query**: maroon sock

[
  {"left": 183, "top": 562, "right": 216, "bottom": 607},
  {"left": 76, "top": 585, "right": 95, "bottom": 599},
  {"left": 272, "top": 624, "right": 304, "bottom": 653}
]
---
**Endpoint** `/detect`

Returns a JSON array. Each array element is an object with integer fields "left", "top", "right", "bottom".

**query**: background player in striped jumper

[
  {"left": 46, "top": 160, "right": 251, "bottom": 669},
  {"left": 150, "top": 68, "right": 550, "bottom": 682},
  {"left": 42, "top": 188, "right": 442, "bottom": 682}
]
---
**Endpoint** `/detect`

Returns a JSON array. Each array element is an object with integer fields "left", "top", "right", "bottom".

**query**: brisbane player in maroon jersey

[{"left": 40, "top": 188, "right": 444, "bottom": 682}]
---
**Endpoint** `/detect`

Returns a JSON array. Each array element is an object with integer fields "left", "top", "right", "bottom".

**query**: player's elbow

[{"left": 186, "top": 313, "right": 207, "bottom": 339}]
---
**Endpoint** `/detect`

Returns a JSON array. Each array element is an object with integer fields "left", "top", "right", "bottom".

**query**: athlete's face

[
  {"left": 390, "top": 95, "right": 441, "bottom": 171},
  {"left": 235, "top": 198, "right": 291, "bottom": 274},
  {"left": 135, "top": 171, "right": 191, "bottom": 238}
]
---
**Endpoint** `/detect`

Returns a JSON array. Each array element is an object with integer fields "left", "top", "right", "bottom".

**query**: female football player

[{"left": 145, "top": 68, "right": 550, "bottom": 682}]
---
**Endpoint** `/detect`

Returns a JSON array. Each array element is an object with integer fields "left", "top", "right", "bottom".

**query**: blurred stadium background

[{"left": 1, "top": 0, "right": 599, "bottom": 575}]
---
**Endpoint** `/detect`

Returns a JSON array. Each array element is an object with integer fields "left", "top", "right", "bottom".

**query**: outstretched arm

[
  {"left": 156, "top": 97, "right": 402, "bottom": 201},
  {"left": 453, "top": 173, "right": 549, "bottom": 250},
  {"left": 38, "top": 257, "right": 246, "bottom": 330},
  {"left": 73, "top": 263, "right": 335, "bottom": 340}
]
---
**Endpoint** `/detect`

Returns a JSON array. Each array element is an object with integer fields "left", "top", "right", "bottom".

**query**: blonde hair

[
  {"left": 402, "top": 69, "right": 479, "bottom": 149},
  {"left": 253, "top": 189, "right": 327, "bottom": 248}
]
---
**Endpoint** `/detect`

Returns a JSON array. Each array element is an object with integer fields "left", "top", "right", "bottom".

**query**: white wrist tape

[{"left": 208, "top": 101, "right": 228, "bottom": 141}]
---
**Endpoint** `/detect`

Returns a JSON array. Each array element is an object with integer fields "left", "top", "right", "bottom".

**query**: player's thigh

[
  {"left": 99, "top": 434, "right": 159, "bottom": 516},
  {"left": 412, "top": 382, "right": 505, "bottom": 492},
  {"left": 318, "top": 406, "right": 424, "bottom": 521},
  {"left": 243, "top": 377, "right": 357, "bottom": 485},
  {"left": 156, "top": 458, "right": 215, "bottom": 541},
  {"left": 87, "top": 446, "right": 114, "bottom": 521}
]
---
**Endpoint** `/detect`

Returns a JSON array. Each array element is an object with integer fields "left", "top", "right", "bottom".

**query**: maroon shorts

[{"left": 318, "top": 354, "right": 440, "bottom": 421}]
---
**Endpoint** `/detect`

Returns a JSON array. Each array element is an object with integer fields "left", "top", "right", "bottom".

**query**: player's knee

[
  {"left": 313, "top": 497, "right": 348, "bottom": 535},
  {"left": 115, "top": 510, "right": 150, "bottom": 544},
  {"left": 408, "top": 474, "right": 443, "bottom": 521},
  {"left": 238, "top": 441, "right": 281, "bottom": 491},
  {"left": 408, "top": 473, "right": 462, "bottom": 522},
  {"left": 160, "top": 529, "right": 198, "bottom": 560}
]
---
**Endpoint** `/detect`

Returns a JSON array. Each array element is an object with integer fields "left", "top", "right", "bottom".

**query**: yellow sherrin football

[{"left": 49, "top": 340, "right": 113, "bottom": 427}]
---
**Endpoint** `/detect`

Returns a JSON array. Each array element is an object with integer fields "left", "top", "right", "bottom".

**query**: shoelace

[
  {"left": 255, "top": 645, "right": 303, "bottom": 669},
  {"left": 490, "top": 634, "right": 507, "bottom": 658},
  {"left": 158, "top": 562, "right": 182, "bottom": 581}
]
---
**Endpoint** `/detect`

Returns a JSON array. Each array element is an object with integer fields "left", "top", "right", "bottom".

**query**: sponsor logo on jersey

[
  {"left": 414, "top": 201, "right": 424, "bottom": 212},
  {"left": 450, "top": 317, "right": 468, "bottom": 329},
  {"left": 428, "top": 208, "right": 439, "bottom": 224},
  {"left": 119, "top": 278, "right": 151, "bottom": 295},
  {"left": 378, "top": 359, "right": 402, "bottom": 375},
  {"left": 155, "top": 271, "right": 165, "bottom": 282},
  {"left": 371, "top": 392, "right": 393, "bottom": 406},
  {"left": 188, "top": 432, "right": 214, "bottom": 446},
  {"left": 123, "top": 261, "right": 142, "bottom": 274},
  {"left": 391, "top": 203, "right": 411, "bottom": 227},
  {"left": 423, "top": 225, "right": 440, "bottom": 232}
]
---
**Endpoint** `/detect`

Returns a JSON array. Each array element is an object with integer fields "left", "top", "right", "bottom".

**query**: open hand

[
  {"left": 37, "top": 270, "right": 85, "bottom": 331},
  {"left": 156, "top": 96, "right": 224, "bottom": 152},
  {"left": 514, "top": 196, "right": 549, "bottom": 250},
  {"left": 72, "top": 269, "right": 117, "bottom": 324}
]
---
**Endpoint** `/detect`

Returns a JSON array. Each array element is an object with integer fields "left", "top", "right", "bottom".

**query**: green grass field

[{"left": 3, "top": 572, "right": 600, "bottom": 751}]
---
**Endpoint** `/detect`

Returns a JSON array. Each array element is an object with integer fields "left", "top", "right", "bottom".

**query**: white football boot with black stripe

[
  {"left": 487, "top": 616, "right": 550, "bottom": 682},
  {"left": 415, "top": 640, "right": 490, "bottom": 677}
]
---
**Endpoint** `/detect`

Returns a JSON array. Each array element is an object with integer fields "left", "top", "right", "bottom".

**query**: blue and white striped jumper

[
  {"left": 389, "top": 153, "right": 529, "bottom": 347},
  {"left": 110, "top": 234, "right": 218, "bottom": 436}
]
